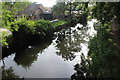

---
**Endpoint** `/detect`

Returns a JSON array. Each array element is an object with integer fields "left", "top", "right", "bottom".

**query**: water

[{"left": 1, "top": 19, "right": 97, "bottom": 78}]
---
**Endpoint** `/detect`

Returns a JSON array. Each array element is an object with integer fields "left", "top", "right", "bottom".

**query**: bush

[
  {"left": 88, "top": 24, "right": 120, "bottom": 78},
  {"left": 0, "top": 31, "right": 9, "bottom": 46},
  {"left": 2, "top": 18, "right": 67, "bottom": 49}
]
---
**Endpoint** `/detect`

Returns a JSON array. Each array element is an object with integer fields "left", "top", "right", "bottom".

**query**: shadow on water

[
  {"left": 1, "top": 39, "right": 53, "bottom": 79},
  {"left": 14, "top": 40, "right": 52, "bottom": 69}
]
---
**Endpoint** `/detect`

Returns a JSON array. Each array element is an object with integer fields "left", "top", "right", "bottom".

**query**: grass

[{"left": 52, "top": 20, "right": 67, "bottom": 28}]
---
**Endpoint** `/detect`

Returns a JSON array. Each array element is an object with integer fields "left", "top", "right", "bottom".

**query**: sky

[
  {"left": 0, "top": 0, "right": 57, "bottom": 7},
  {"left": 29, "top": 0, "right": 57, "bottom": 7}
]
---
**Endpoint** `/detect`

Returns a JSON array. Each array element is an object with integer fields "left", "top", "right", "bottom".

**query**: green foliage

[
  {"left": 0, "top": 31, "right": 8, "bottom": 46},
  {"left": 9, "top": 18, "right": 25, "bottom": 32},
  {"left": 75, "top": 2, "right": 89, "bottom": 12},
  {"left": 1, "top": 2, "right": 64, "bottom": 48},
  {"left": 1, "top": 2, "right": 31, "bottom": 29},
  {"left": 72, "top": 22, "right": 120, "bottom": 78},
  {"left": 52, "top": 20, "right": 67, "bottom": 28},
  {"left": 36, "top": 20, "right": 52, "bottom": 30},
  {"left": 71, "top": 2, "right": 120, "bottom": 77},
  {"left": 88, "top": 23, "right": 120, "bottom": 78},
  {"left": 10, "top": 19, "right": 52, "bottom": 35},
  {"left": 92, "top": 2, "right": 120, "bottom": 24},
  {"left": 34, "top": 20, "right": 53, "bottom": 36},
  {"left": 52, "top": 2, "right": 65, "bottom": 15}
]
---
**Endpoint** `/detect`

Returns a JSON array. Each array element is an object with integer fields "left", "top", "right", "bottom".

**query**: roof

[{"left": 18, "top": 3, "right": 51, "bottom": 16}]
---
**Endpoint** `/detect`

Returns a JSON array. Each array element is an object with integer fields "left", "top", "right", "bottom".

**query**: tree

[
  {"left": 92, "top": 2, "right": 120, "bottom": 24},
  {"left": 52, "top": 2, "right": 65, "bottom": 15},
  {"left": 1, "top": 1, "right": 31, "bottom": 29}
]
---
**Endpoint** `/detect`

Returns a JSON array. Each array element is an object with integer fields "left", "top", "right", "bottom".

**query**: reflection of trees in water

[
  {"left": 71, "top": 53, "right": 90, "bottom": 80},
  {"left": 56, "top": 40, "right": 76, "bottom": 61},
  {"left": 71, "top": 48, "right": 120, "bottom": 79},
  {"left": 71, "top": 27, "right": 120, "bottom": 79},
  {"left": 14, "top": 41, "right": 52, "bottom": 69},
  {"left": 55, "top": 26, "right": 89, "bottom": 61},
  {"left": 14, "top": 49, "right": 38, "bottom": 69},
  {"left": 2, "top": 67, "right": 22, "bottom": 79}
]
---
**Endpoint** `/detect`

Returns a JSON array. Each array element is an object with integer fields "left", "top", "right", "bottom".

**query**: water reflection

[
  {"left": 71, "top": 53, "right": 90, "bottom": 80},
  {"left": 55, "top": 20, "right": 97, "bottom": 61},
  {"left": 14, "top": 41, "right": 52, "bottom": 69},
  {"left": 71, "top": 19, "right": 120, "bottom": 79},
  {"left": 1, "top": 19, "right": 97, "bottom": 78},
  {"left": 2, "top": 67, "right": 21, "bottom": 79}
]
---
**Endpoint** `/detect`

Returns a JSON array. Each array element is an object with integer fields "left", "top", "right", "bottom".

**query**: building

[{"left": 17, "top": 2, "right": 52, "bottom": 20}]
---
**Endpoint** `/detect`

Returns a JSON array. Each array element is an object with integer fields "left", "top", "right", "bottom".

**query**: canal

[{"left": 1, "top": 19, "right": 97, "bottom": 78}]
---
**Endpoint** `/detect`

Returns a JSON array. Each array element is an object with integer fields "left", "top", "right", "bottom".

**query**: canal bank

[
  {"left": 2, "top": 20, "right": 68, "bottom": 58},
  {"left": 1, "top": 19, "right": 97, "bottom": 78}
]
